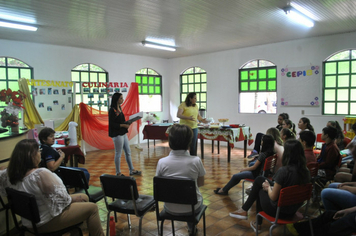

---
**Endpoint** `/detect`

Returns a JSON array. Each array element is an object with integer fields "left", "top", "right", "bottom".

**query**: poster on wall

[
  {"left": 280, "top": 65, "right": 320, "bottom": 107},
  {"left": 28, "top": 79, "right": 73, "bottom": 120}
]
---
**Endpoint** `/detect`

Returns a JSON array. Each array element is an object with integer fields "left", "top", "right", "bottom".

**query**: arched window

[
  {"left": 239, "top": 59, "right": 277, "bottom": 114},
  {"left": 180, "top": 67, "right": 207, "bottom": 110},
  {"left": 71, "top": 63, "right": 108, "bottom": 111},
  {"left": 323, "top": 49, "right": 356, "bottom": 115},
  {"left": 135, "top": 68, "right": 162, "bottom": 112},
  {"left": 0, "top": 57, "right": 33, "bottom": 117}
]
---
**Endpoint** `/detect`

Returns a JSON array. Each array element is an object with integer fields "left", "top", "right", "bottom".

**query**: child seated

[{"left": 299, "top": 130, "right": 316, "bottom": 164}]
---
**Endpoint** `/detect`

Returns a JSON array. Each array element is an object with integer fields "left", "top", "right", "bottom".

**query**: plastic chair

[
  {"left": 314, "top": 133, "right": 325, "bottom": 155},
  {"left": 5, "top": 187, "right": 83, "bottom": 236},
  {"left": 100, "top": 174, "right": 155, "bottom": 236},
  {"left": 0, "top": 196, "right": 10, "bottom": 236},
  {"left": 256, "top": 183, "right": 313, "bottom": 236},
  {"left": 153, "top": 176, "right": 207, "bottom": 236},
  {"left": 344, "top": 137, "right": 352, "bottom": 147},
  {"left": 242, "top": 154, "right": 277, "bottom": 203},
  {"left": 58, "top": 166, "right": 104, "bottom": 203}
]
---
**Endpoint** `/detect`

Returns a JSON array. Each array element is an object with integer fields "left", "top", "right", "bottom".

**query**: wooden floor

[{"left": 78, "top": 140, "right": 320, "bottom": 236}]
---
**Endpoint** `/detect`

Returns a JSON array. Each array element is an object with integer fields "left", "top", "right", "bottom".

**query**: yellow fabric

[
  {"left": 18, "top": 78, "right": 44, "bottom": 129},
  {"left": 55, "top": 104, "right": 82, "bottom": 145},
  {"left": 178, "top": 102, "right": 199, "bottom": 129}
]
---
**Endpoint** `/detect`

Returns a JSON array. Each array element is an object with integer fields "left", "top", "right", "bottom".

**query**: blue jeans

[
  {"left": 112, "top": 134, "right": 134, "bottom": 174},
  {"left": 341, "top": 154, "right": 353, "bottom": 164},
  {"left": 190, "top": 128, "right": 198, "bottom": 156},
  {"left": 222, "top": 171, "right": 254, "bottom": 193},
  {"left": 321, "top": 184, "right": 356, "bottom": 211}
]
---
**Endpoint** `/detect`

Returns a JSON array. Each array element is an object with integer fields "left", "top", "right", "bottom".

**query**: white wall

[
  {"left": 167, "top": 31, "right": 356, "bottom": 148},
  {"left": 1, "top": 31, "right": 355, "bottom": 149}
]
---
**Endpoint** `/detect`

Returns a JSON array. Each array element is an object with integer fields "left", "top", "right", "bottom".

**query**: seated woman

[
  {"left": 229, "top": 139, "right": 310, "bottom": 233},
  {"left": 321, "top": 181, "right": 356, "bottom": 211},
  {"left": 155, "top": 124, "right": 206, "bottom": 235},
  {"left": 248, "top": 113, "right": 288, "bottom": 158},
  {"left": 214, "top": 135, "right": 275, "bottom": 195},
  {"left": 297, "top": 117, "right": 315, "bottom": 139},
  {"left": 282, "top": 119, "right": 296, "bottom": 135},
  {"left": 38, "top": 127, "right": 90, "bottom": 182},
  {"left": 327, "top": 120, "right": 345, "bottom": 150},
  {"left": 290, "top": 206, "right": 356, "bottom": 236},
  {"left": 0, "top": 139, "right": 104, "bottom": 235},
  {"left": 280, "top": 128, "right": 296, "bottom": 143}
]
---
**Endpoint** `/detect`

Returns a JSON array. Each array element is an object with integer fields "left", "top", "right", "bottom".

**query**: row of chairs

[{"left": 2, "top": 167, "right": 207, "bottom": 236}]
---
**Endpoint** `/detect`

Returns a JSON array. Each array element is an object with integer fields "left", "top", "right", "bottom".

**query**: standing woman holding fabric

[
  {"left": 177, "top": 92, "right": 208, "bottom": 156},
  {"left": 109, "top": 93, "right": 141, "bottom": 176}
]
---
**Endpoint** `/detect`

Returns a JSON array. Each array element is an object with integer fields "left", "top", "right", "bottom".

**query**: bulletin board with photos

[{"left": 31, "top": 80, "right": 73, "bottom": 120}]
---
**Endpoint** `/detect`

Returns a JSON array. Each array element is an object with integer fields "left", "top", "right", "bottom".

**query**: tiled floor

[{"left": 80, "top": 140, "right": 321, "bottom": 236}]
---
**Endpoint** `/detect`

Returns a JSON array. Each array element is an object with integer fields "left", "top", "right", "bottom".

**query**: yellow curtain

[
  {"left": 18, "top": 78, "right": 44, "bottom": 129},
  {"left": 55, "top": 104, "right": 82, "bottom": 145}
]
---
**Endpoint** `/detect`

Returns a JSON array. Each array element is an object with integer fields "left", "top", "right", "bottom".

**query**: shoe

[
  {"left": 130, "top": 170, "right": 142, "bottom": 176},
  {"left": 229, "top": 210, "right": 247, "bottom": 220},
  {"left": 188, "top": 228, "right": 198, "bottom": 236},
  {"left": 250, "top": 221, "right": 262, "bottom": 233},
  {"left": 247, "top": 153, "right": 259, "bottom": 160},
  {"left": 245, "top": 186, "right": 252, "bottom": 195},
  {"left": 116, "top": 173, "right": 125, "bottom": 176},
  {"left": 214, "top": 188, "right": 228, "bottom": 195}
]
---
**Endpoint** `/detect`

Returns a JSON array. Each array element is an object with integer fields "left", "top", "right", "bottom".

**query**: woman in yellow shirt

[{"left": 177, "top": 92, "right": 207, "bottom": 155}]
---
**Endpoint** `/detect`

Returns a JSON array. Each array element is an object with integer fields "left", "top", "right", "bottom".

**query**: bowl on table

[{"left": 230, "top": 124, "right": 240, "bottom": 128}]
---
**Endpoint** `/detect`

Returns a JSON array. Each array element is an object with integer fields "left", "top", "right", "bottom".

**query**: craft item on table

[{"left": 68, "top": 121, "right": 78, "bottom": 146}]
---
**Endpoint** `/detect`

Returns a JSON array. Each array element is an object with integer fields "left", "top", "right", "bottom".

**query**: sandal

[
  {"left": 130, "top": 170, "right": 142, "bottom": 176},
  {"left": 214, "top": 188, "right": 228, "bottom": 195}
]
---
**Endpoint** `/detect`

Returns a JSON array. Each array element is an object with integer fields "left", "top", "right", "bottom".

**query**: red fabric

[{"left": 79, "top": 82, "right": 141, "bottom": 150}]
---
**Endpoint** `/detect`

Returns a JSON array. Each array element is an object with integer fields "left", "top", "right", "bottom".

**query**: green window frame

[
  {"left": 180, "top": 67, "right": 207, "bottom": 110},
  {"left": 71, "top": 63, "right": 108, "bottom": 111},
  {"left": 0, "top": 57, "right": 33, "bottom": 119},
  {"left": 239, "top": 60, "right": 277, "bottom": 114},
  {"left": 135, "top": 68, "right": 162, "bottom": 95},
  {"left": 323, "top": 49, "right": 356, "bottom": 115}
]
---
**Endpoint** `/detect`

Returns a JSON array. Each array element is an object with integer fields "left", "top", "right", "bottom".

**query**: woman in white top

[{"left": 0, "top": 139, "right": 104, "bottom": 235}]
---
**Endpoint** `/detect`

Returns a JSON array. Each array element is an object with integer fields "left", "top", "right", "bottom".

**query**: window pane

[
  {"left": 149, "top": 77, "right": 154, "bottom": 84},
  {"left": 325, "top": 76, "right": 336, "bottom": 88},
  {"left": 20, "top": 68, "right": 31, "bottom": 79},
  {"left": 259, "top": 81, "right": 266, "bottom": 90},
  {"left": 325, "top": 89, "right": 336, "bottom": 101},
  {"left": 0, "top": 68, "right": 5, "bottom": 79},
  {"left": 241, "top": 82, "right": 248, "bottom": 91},
  {"left": 337, "top": 89, "right": 349, "bottom": 101},
  {"left": 155, "top": 86, "right": 161, "bottom": 94},
  {"left": 8, "top": 81, "right": 19, "bottom": 91},
  {"left": 189, "top": 84, "right": 194, "bottom": 92},
  {"left": 182, "top": 75, "right": 187, "bottom": 83},
  {"left": 352, "top": 75, "right": 356, "bottom": 86},
  {"left": 81, "top": 72, "right": 89, "bottom": 82},
  {"left": 181, "top": 94, "right": 186, "bottom": 101},
  {"left": 155, "top": 77, "right": 160, "bottom": 85},
  {"left": 351, "top": 89, "right": 356, "bottom": 101},
  {"left": 195, "top": 74, "right": 201, "bottom": 83},
  {"left": 352, "top": 61, "right": 356, "bottom": 73},
  {"left": 98, "top": 73, "right": 106, "bottom": 82},
  {"left": 142, "top": 76, "right": 147, "bottom": 84},
  {"left": 338, "top": 75, "right": 349, "bottom": 87},
  {"left": 72, "top": 72, "right": 80, "bottom": 82},
  {"left": 76, "top": 94, "right": 82, "bottom": 104},
  {"left": 268, "top": 81, "right": 276, "bottom": 91},
  {"left": 351, "top": 103, "right": 356, "bottom": 114},
  {"left": 201, "top": 84, "right": 207, "bottom": 92},
  {"left": 189, "top": 75, "right": 194, "bottom": 83},
  {"left": 138, "top": 86, "right": 141, "bottom": 93},
  {"left": 195, "top": 84, "right": 200, "bottom": 92},
  {"left": 142, "top": 86, "right": 148, "bottom": 93},
  {"left": 249, "top": 70, "right": 257, "bottom": 80},
  {"left": 337, "top": 102, "right": 348, "bottom": 114},
  {"left": 338, "top": 61, "right": 349, "bottom": 73},
  {"left": 328, "top": 51, "right": 350, "bottom": 61},
  {"left": 239, "top": 92, "right": 276, "bottom": 114},
  {"left": 324, "top": 102, "right": 335, "bottom": 114},
  {"left": 138, "top": 95, "right": 161, "bottom": 112},
  {"left": 243, "top": 60, "right": 258, "bottom": 68},
  {"left": 250, "top": 81, "right": 257, "bottom": 90},
  {"left": 149, "top": 86, "right": 154, "bottom": 94},
  {"left": 75, "top": 83, "right": 80, "bottom": 93},
  {"left": 182, "top": 85, "right": 187, "bottom": 92},
  {"left": 240, "top": 71, "right": 248, "bottom": 80},
  {"left": 259, "top": 70, "right": 266, "bottom": 79},
  {"left": 0, "top": 82, "right": 6, "bottom": 90},
  {"left": 90, "top": 72, "right": 97, "bottom": 82},
  {"left": 268, "top": 69, "right": 276, "bottom": 79},
  {"left": 201, "top": 93, "right": 206, "bottom": 102},
  {"left": 325, "top": 62, "right": 336, "bottom": 74},
  {"left": 8, "top": 68, "right": 18, "bottom": 79},
  {"left": 136, "top": 76, "right": 141, "bottom": 83},
  {"left": 259, "top": 60, "right": 274, "bottom": 67}
]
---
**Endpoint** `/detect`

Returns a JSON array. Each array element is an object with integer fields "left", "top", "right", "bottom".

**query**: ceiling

[{"left": 0, "top": 0, "right": 356, "bottom": 59}]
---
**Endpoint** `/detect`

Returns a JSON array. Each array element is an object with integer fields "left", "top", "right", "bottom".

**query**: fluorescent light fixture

[
  {"left": 283, "top": 6, "right": 314, "bottom": 28},
  {"left": 142, "top": 41, "right": 176, "bottom": 51},
  {"left": 0, "top": 20, "right": 37, "bottom": 31}
]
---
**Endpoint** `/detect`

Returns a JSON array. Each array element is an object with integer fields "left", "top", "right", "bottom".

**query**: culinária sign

[{"left": 26, "top": 79, "right": 129, "bottom": 88}]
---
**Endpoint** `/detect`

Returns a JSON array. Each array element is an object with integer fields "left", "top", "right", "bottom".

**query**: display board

[{"left": 280, "top": 65, "right": 320, "bottom": 106}]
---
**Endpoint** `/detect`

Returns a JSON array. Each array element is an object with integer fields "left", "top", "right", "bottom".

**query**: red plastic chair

[
  {"left": 242, "top": 154, "right": 277, "bottom": 203},
  {"left": 256, "top": 183, "right": 314, "bottom": 236},
  {"left": 313, "top": 133, "right": 325, "bottom": 156},
  {"left": 344, "top": 137, "right": 352, "bottom": 147}
]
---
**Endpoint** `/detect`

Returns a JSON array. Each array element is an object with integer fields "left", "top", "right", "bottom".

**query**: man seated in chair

[
  {"left": 39, "top": 127, "right": 90, "bottom": 182},
  {"left": 155, "top": 124, "right": 206, "bottom": 236}
]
